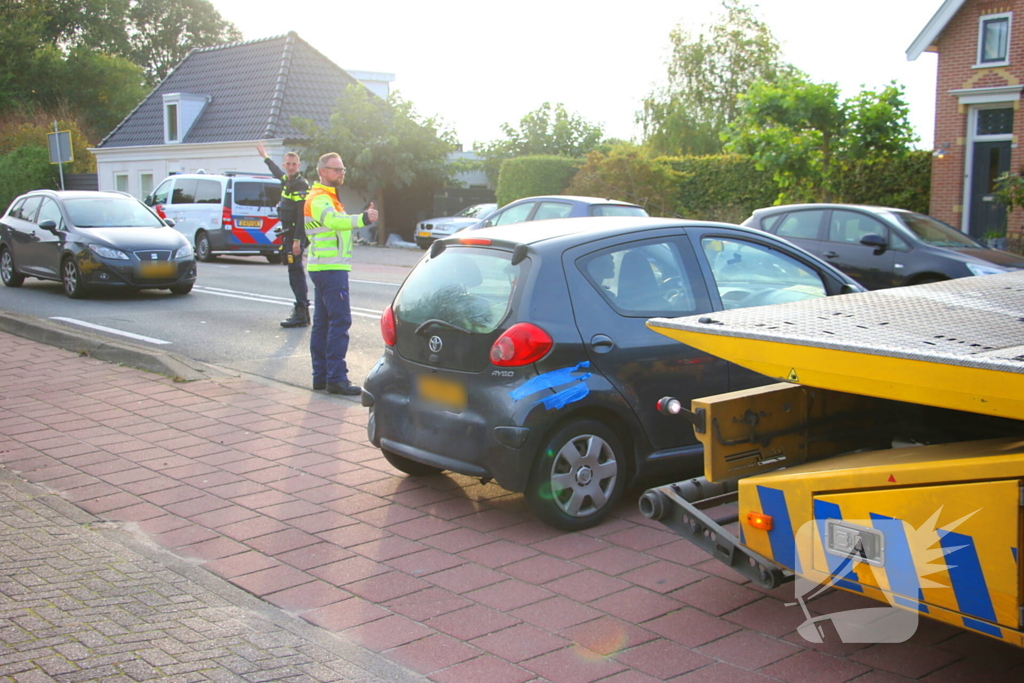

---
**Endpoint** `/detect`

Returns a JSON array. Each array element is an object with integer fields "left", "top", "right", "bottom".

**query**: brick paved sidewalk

[
  {"left": 3, "top": 331, "right": 1024, "bottom": 682},
  {"left": 0, "top": 465, "right": 420, "bottom": 683}
]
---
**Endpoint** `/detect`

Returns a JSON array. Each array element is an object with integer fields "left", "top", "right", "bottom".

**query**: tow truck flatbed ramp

[{"left": 647, "top": 272, "right": 1024, "bottom": 421}]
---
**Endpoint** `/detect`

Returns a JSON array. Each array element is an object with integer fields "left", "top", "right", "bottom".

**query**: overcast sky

[{"left": 207, "top": 0, "right": 942, "bottom": 152}]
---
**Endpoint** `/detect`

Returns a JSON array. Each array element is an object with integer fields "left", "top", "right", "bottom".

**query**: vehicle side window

[
  {"left": 19, "top": 197, "right": 42, "bottom": 222},
  {"left": 580, "top": 240, "right": 711, "bottom": 317},
  {"left": 761, "top": 214, "right": 783, "bottom": 231},
  {"left": 775, "top": 210, "right": 824, "bottom": 240},
  {"left": 701, "top": 237, "right": 826, "bottom": 310},
  {"left": 7, "top": 198, "right": 26, "bottom": 220},
  {"left": 194, "top": 179, "right": 222, "bottom": 204},
  {"left": 888, "top": 230, "right": 910, "bottom": 251},
  {"left": 171, "top": 179, "right": 197, "bottom": 204},
  {"left": 150, "top": 180, "right": 171, "bottom": 206},
  {"left": 36, "top": 199, "right": 64, "bottom": 230},
  {"left": 533, "top": 202, "right": 572, "bottom": 221},
  {"left": 828, "top": 210, "right": 888, "bottom": 245},
  {"left": 490, "top": 202, "right": 535, "bottom": 227},
  {"left": 233, "top": 181, "right": 280, "bottom": 208}
]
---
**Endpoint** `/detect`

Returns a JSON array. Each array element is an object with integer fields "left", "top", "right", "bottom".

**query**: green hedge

[
  {"left": 495, "top": 156, "right": 580, "bottom": 206},
  {"left": 660, "top": 155, "right": 778, "bottom": 223},
  {"left": 0, "top": 146, "right": 58, "bottom": 211},
  {"left": 833, "top": 150, "right": 931, "bottom": 214}
]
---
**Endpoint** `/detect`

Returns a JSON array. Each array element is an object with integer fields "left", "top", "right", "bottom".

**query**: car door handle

[
  {"left": 823, "top": 251, "right": 839, "bottom": 258},
  {"left": 589, "top": 334, "right": 614, "bottom": 353}
]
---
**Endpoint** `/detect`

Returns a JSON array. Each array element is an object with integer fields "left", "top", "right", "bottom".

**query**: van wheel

[
  {"left": 526, "top": 419, "right": 626, "bottom": 531},
  {"left": 1, "top": 247, "right": 25, "bottom": 287},
  {"left": 381, "top": 448, "right": 443, "bottom": 476},
  {"left": 195, "top": 232, "right": 215, "bottom": 262},
  {"left": 62, "top": 257, "right": 88, "bottom": 299}
]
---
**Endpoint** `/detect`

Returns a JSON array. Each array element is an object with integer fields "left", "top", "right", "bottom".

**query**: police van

[{"left": 145, "top": 172, "right": 284, "bottom": 263}]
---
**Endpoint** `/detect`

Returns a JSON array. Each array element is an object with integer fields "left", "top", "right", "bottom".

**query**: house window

[
  {"left": 140, "top": 173, "right": 153, "bottom": 199},
  {"left": 114, "top": 174, "right": 129, "bottom": 193},
  {"left": 978, "top": 13, "right": 1011, "bottom": 65},
  {"left": 166, "top": 102, "right": 179, "bottom": 142},
  {"left": 977, "top": 107, "right": 1014, "bottom": 135}
]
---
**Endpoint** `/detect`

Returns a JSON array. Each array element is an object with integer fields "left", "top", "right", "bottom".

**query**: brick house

[{"left": 909, "top": 0, "right": 1023, "bottom": 240}]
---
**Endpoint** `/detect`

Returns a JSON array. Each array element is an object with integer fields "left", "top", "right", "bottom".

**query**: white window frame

[
  {"left": 139, "top": 172, "right": 154, "bottom": 200},
  {"left": 976, "top": 12, "right": 1012, "bottom": 68},
  {"left": 164, "top": 98, "right": 180, "bottom": 144},
  {"left": 114, "top": 173, "right": 129, "bottom": 194}
]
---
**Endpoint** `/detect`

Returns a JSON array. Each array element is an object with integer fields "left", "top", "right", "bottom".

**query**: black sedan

[
  {"left": 0, "top": 190, "right": 197, "bottom": 298},
  {"left": 363, "top": 217, "right": 864, "bottom": 530}
]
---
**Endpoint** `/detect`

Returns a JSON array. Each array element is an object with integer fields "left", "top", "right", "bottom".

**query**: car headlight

[
  {"left": 175, "top": 243, "right": 193, "bottom": 259},
  {"left": 88, "top": 244, "right": 129, "bottom": 260},
  {"left": 966, "top": 262, "right": 1008, "bottom": 277}
]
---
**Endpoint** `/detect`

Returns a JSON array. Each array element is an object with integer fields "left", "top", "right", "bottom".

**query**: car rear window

[
  {"left": 395, "top": 248, "right": 520, "bottom": 335},
  {"left": 589, "top": 204, "right": 648, "bottom": 217},
  {"left": 234, "top": 181, "right": 281, "bottom": 208}
]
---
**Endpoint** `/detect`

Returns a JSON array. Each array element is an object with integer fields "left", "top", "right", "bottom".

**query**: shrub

[
  {"left": 0, "top": 146, "right": 59, "bottom": 210},
  {"left": 834, "top": 150, "right": 931, "bottom": 213},
  {"left": 496, "top": 156, "right": 579, "bottom": 206},
  {"left": 661, "top": 154, "right": 777, "bottom": 223},
  {"left": 566, "top": 144, "right": 681, "bottom": 216}
]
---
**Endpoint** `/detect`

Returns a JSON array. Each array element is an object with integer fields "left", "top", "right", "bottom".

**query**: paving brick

[
  {"left": 246, "top": 529, "right": 321, "bottom": 555},
  {"left": 276, "top": 543, "right": 356, "bottom": 571},
  {"left": 589, "top": 586, "right": 682, "bottom": 624},
  {"left": 674, "top": 663, "right": 778, "bottom": 682},
  {"left": 511, "top": 596, "right": 603, "bottom": 632},
  {"left": 575, "top": 546, "right": 656, "bottom": 576},
  {"left": 263, "top": 581, "right": 349, "bottom": 613},
  {"left": 308, "top": 556, "right": 391, "bottom": 585},
  {"left": 465, "top": 579, "right": 554, "bottom": 612},
  {"left": 383, "top": 588, "right": 474, "bottom": 622},
  {"left": 696, "top": 629, "right": 803, "bottom": 670},
  {"left": 560, "top": 616, "right": 658, "bottom": 656},
  {"left": 457, "top": 540, "right": 539, "bottom": 568},
  {"left": 643, "top": 608, "right": 742, "bottom": 648},
  {"left": 670, "top": 576, "right": 763, "bottom": 616},
  {"left": 386, "top": 633, "right": 481, "bottom": 676},
  {"left": 520, "top": 645, "right": 627, "bottom": 683},
  {"left": 425, "top": 604, "right": 521, "bottom": 641},
  {"left": 543, "top": 569, "right": 630, "bottom": 603},
  {"left": 302, "top": 597, "right": 390, "bottom": 631},
  {"left": 759, "top": 650, "right": 871, "bottom": 683},
  {"left": 847, "top": 641, "right": 963, "bottom": 679}
]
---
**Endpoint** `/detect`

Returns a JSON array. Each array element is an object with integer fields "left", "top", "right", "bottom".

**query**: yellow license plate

[
  {"left": 418, "top": 230, "right": 432, "bottom": 238},
  {"left": 416, "top": 374, "right": 466, "bottom": 411},
  {"left": 237, "top": 218, "right": 262, "bottom": 227},
  {"left": 139, "top": 262, "right": 176, "bottom": 278}
]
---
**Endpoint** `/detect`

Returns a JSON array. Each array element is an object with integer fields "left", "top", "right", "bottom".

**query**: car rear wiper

[{"left": 415, "top": 319, "right": 471, "bottom": 337}]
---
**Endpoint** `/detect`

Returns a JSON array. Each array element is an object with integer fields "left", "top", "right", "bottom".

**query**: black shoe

[
  {"left": 326, "top": 381, "right": 362, "bottom": 396},
  {"left": 281, "top": 303, "right": 310, "bottom": 328},
  {"left": 313, "top": 381, "right": 326, "bottom": 391}
]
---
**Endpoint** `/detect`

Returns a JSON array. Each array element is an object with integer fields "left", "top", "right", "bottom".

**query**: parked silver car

[{"left": 415, "top": 203, "right": 497, "bottom": 249}]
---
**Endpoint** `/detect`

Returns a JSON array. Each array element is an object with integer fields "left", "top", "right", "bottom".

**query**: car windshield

[
  {"left": 234, "top": 181, "right": 281, "bottom": 208},
  {"left": 891, "top": 211, "right": 983, "bottom": 248},
  {"left": 64, "top": 197, "right": 165, "bottom": 228},
  {"left": 456, "top": 204, "right": 496, "bottom": 218},
  {"left": 396, "top": 248, "right": 519, "bottom": 334},
  {"left": 590, "top": 205, "right": 648, "bottom": 217}
]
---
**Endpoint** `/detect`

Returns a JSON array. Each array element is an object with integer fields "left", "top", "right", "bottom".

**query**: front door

[{"left": 969, "top": 140, "right": 1011, "bottom": 239}]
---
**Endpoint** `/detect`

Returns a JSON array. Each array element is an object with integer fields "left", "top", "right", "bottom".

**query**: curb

[{"left": 0, "top": 311, "right": 225, "bottom": 382}]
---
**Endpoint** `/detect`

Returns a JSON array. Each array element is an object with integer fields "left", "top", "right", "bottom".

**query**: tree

[
  {"left": 476, "top": 102, "right": 604, "bottom": 183},
  {"left": 126, "top": 0, "right": 241, "bottom": 83},
  {"left": 640, "top": 0, "right": 797, "bottom": 156},
  {"left": 294, "top": 85, "right": 458, "bottom": 242}
]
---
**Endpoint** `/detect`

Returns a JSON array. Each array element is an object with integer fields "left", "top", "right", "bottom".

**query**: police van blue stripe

[
  {"left": 813, "top": 500, "right": 862, "bottom": 593},
  {"left": 756, "top": 486, "right": 799, "bottom": 573},
  {"left": 938, "top": 529, "right": 997, "bottom": 623}
]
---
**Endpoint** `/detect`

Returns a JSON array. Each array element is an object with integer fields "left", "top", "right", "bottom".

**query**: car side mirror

[
  {"left": 38, "top": 219, "right": 58, "bottom": 233},
  {"left": 164, "top": 218, "right": 176, "bottom": 228},
  {"left": 860, "top": 233, "right": 888, "bottom": 254}
]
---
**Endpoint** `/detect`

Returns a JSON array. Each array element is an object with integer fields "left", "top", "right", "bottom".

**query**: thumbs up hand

[{"left": 366, "top": 202, "right": 378, "bottom": 224}]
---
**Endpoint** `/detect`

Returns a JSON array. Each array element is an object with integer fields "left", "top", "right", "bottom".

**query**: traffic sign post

[{"left": 47, "top": 123, "right": 73, "bottom": 191}]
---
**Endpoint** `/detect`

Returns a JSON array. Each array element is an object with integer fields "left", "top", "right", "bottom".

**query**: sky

[{"left": 206, "top": 0, "right": 943, "bottom": 152}]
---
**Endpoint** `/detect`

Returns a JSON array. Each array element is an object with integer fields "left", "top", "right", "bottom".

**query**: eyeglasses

[{"left": 323, "top": 166, "right": 346, "bottom": 172}]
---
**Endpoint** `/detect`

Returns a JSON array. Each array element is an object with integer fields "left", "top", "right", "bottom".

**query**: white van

[{"left": 145, "top": 173, "right": 284, "bottom": 263}]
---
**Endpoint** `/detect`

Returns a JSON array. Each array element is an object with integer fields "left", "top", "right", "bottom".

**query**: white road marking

[
  {"left": 193, "top": 286, "right": 382, "bottom": 319},
  {"left": 49, "top": 317, "right": 172, "bottom": 345}
]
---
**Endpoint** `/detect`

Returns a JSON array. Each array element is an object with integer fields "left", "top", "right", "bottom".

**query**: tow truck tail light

[
  {"left": 490, "top": 323, "right": 552, "bottom": 366},
  {"left": 221, "top": 207, "right": 233, "bottom": 228},
  {"left": 747, "top": 511, "right": 773, "bottom": 531},
  {"left": 381, "top": 305, "right": 396, "bottom": 346}
]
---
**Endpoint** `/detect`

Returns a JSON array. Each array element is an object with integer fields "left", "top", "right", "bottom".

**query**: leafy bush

[
  {"left": 0, "top": 112, "right": 96, "bottom": 173},
  {"left": 661, "top": 154, "right": 777, "bottom": 223},
  {"left": 833, "top": 150, "right": 931, "bottom": 213},
  {"left": 566, "top": 144, "right": 682, "bottom": 216},
  {"left": 0, "top": 146, "right": 58, "bottom": 210},
  {"left": 496, "top": 156, "right": 580, "bottom": 206}
]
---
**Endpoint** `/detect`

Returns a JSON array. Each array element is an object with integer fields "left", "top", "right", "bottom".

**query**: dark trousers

[
  {"left": 280, "top": 216, "right": 309, "bottom": 306},
  {"left": 309, "top": 270, "right": 352, "bottom": 385}
]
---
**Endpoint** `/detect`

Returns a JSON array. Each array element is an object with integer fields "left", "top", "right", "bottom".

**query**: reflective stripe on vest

[
  {"left": 304, "top": 183, "right": 363, "bottom": 271},
  {"left": 280, "top": 174, "right": 307, "bottom": 203}
]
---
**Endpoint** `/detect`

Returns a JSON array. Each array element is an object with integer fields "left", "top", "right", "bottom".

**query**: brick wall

[{"left": 931, "top": 0, "right": 1024, "bottom": 237}]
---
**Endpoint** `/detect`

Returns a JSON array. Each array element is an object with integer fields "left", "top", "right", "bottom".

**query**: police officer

[
  {"left": 257, "top": 142, "right": 310, "bottom": 327},
  {"left": 305, "top": 152, "right": 378, "bottom": 395}
]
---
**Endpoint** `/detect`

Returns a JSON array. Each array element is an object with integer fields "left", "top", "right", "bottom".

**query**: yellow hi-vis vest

[{"left": 304, "top": 183, "right": 366, "bottom": 272}]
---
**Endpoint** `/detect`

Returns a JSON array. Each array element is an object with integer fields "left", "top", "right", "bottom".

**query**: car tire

[
  {"left": 526, "top": 419, "right": 627, "bottom": 531},
  {"left": 169, "top": 282, "right": 194, "bottom": 295},
  {"left": 195, "top": 232, "right": 215, "bottom": 262},
  {"left": 62, "top": 257, "right": 88, "bottom": 299},
  {"left": 266, "top": 253, "right": 283, "bottom": 264},
  {"left": 0, "top": 247, "right": 25, "bottom": 287},
  {"left": 381, "top": 448, "right": 444, "bottom": 476}
]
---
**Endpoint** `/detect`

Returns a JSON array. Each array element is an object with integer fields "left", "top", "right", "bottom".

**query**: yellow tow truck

[{"left": 640, "top": 271, "right": 1024, "bottom": 646}]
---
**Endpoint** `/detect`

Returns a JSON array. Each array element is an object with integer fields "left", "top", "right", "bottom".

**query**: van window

[
  {"left": 150, "top": 180, "right": 171, "bottom": 206},
  {"left": 194, "top": 179, "right": 222, "bottom": 204},
  {"left": 171, "top": 179, "right": 197, "bottom": 204},
  {"left": 234, "top": 181, "right": 281, "bottom": 208}
]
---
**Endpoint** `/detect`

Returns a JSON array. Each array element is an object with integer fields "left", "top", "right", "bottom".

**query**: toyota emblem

[{"left": 428, "top": 335, "right": 443, "bottom": 353}]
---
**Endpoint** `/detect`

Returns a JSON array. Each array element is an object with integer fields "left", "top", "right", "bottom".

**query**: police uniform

[{"left": 263, "top": 156, "right": 310, "bottom": 327}]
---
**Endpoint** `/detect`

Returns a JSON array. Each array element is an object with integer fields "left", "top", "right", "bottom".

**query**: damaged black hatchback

[{"left": 362, "top": 217, "right": 862, "bottom": 530}]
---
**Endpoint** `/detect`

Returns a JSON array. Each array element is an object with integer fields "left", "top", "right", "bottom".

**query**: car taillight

[
  {"left": 381, "top": 305, "right": 396, "bottom": 346},
  {"left": 490, "top": 323, "right": 552, "bottom": 366},
  {"left": 222, "top": 207, "right": 233, "bottom": 228}
]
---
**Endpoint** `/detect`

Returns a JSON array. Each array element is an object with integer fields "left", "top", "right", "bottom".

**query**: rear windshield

[
  {"left": 589, "top": 204, "right": 648, "bottom": 217},
  {"left": 395, "top": 248, "right": 519, "bottom": 334},
  {"left": 234, "top": 181, "right": 281, "bottom": 208},
  {"left": 65, "top": 197, "right": 165, "bottom": 228},
  {"left": 891, "top": 211, "right": 982, "bottom": 248}
]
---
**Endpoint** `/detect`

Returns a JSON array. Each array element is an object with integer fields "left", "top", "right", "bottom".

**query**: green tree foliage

[
  {"left": 495, "top": 156, "right": 580, "bottom": 206},
  {"left": 476, "top": 103, "right": 604, "bottom": 183},
  {"left": 641, "top": 0, "right": 797, "bottom": 156},
  {"left": 0, "top": 146, "right": 59, "bottom": 211},
  {"left": 663, "top": 154, "right": 778, "bottom": 223},
  {"left": 835, "top": 151, "right": 931, "bottom": 214},
  {"left": 125, "top": 0, "right": 241, "bottom": 83},
  {"left": 295, "top": 85, "right": 458, "bottom": 241},
  {"left": 725, "top": 76, "right": 918, "bottom": 203},
  {"left": 565, "top": 144, "right": 681, "bottom": 217},
  {"left": 0, "top": 114, "right": 96, "bottom": 173}
]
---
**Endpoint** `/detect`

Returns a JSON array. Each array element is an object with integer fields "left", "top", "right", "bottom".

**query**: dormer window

[
  {"left": 162, "top": 93, "right": 210, "bottom": 144},
  {"left": 165, "top": 102, "right": 179, "bottom": 142},
  {"left": 978, "top": 12, "right": 1011, "bottom": 66}
]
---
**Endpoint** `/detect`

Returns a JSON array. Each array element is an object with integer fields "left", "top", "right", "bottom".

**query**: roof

[
  {"left": 907, "top": 0, "right": 967, "bottom": 60},
  {"left": 99, "top": 32, "right": 361, "bottom": 148}
]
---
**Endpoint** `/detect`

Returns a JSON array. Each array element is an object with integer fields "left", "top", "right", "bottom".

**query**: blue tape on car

[
  {"left": 539, "top": 379, "right": 590, "bottom": 410},
  {"left": 510, "top": 362, "right": 591, "bottom": 402}
]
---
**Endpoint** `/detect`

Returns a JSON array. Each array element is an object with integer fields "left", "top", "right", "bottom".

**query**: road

[{"left": 0, "top": 244, "right": 424, "bottom": 389}]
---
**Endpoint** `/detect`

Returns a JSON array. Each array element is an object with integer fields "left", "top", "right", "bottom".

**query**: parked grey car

[
  {"left": 415, "top": 203, "right": 497, "bottom": 249},
  {"left": 743, "top": 203, "right": 1024, "bottom": 289}
]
